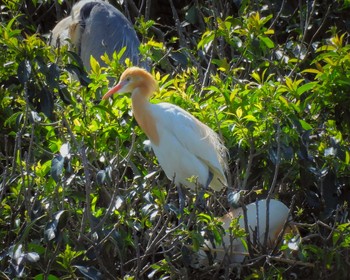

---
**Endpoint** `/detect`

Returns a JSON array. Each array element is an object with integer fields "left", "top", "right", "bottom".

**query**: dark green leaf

[
  {"left": 185, "top": 5, "right": 199, "bottom": 25},
  {"left": 96, "top": 170, "right": 106, "bottom": 185},
  {"left": 47, "top": 63, "right": 60, "bottom": 88},
  {"left": 17, "top": 60, "right": 32, "bottom": 85},
  {"left": 169, "top": 51, "right": 188, "bottom": 68},
  {"left": 44, "top": 211, "right": 68, "bottom": 242},
  {"left": 58, "top": 84, "right": 73, "bottom": 105},
  {"left": 74, "top": 265, "right": 102, "bottom": 280},
  {"left": 51, "top": 154, "right": 64, "bottom": 182},
  {"left": 66, "top": 51, "right": 85, "bottom": 68},
  {"left": 34, "top": 274, "right": 61, "bottom": 280},
  {"left": 65, "top": 64, "right": 91, "bottom": 86},
  {"left": 39, "top": 87, "right": 54, "bottom": 119}
]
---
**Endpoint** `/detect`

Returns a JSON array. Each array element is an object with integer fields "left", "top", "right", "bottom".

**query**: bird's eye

[{"left": 126, "top": 77, "right": 131, "bottom": 82}]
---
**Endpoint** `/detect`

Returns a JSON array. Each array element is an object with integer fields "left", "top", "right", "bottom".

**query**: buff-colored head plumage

[{"left": 102, "top": 67, "right": 157, "bottom": 100}]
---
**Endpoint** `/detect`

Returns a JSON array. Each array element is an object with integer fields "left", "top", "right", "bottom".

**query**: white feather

[{"left": 149, "top": 102, "right": 228, "bottom": 191}]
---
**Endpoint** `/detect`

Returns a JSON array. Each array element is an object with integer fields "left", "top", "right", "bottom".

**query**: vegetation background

[{"left": 1, "top": 0, "right": 350, "bottom": 279}]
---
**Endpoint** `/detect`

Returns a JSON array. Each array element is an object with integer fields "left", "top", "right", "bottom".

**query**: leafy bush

[{"left": 1, "top": 0, "right": 350, "bottom": 279}]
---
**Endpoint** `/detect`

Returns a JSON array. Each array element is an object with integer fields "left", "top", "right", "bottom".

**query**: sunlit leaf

[
  {"left": 296, "top": 82, "right": 316, "bottom": 95},
  {"left": 299, "top": 119, "right": 312, "bottom": 130},
  {"left": 236, "top": 107, "right": 243, "bottom": 118},
  {"left": 90, "top": 56, "right": 100, "bottom": 74},
  {"left": 316, "top": 45, "right": 336, "bottom": 52},
  {"left": 278, "top": 96, "right": 289, "bottom": 107},
  {"left": 243, "top": 114, "right": 257, "bottom": 122},
  {"left": 259, "top": 35, "right": 275, "bottom": 48},
  {"left": 251, "top": 72, "right": 261, "bottom": 83}
]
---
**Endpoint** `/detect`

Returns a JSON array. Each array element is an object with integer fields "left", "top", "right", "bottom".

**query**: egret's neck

[{"left": 131, "top": 88, "right": 160, "bottom": 146}]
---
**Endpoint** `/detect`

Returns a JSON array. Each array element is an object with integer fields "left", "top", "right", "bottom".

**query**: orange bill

[{"left": 102, "top": 82, "right": 123, "bottom": 100}]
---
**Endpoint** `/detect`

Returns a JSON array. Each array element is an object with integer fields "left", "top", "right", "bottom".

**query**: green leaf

[
  {"left": 198, "top": 30, "right": 215, "bottom": 50},
  {"left": 90, "top": 55, "right": 100, "bottom": 74},
  {"left": 251, "top": 72, "right": 261, "bottom": 83},
  {"left": 301, "top": 68, "right": 322, "bottom": 74},
  {"left": 278, "top": 96, "right": 289, "bottom": 107},
  {"left": 299, "top": 119, "right": 312, "bottom": 130},
  {"left": 34, "top": 274, "right": 61, "bottom": 280},
  {"left": 4, "top": 112, "right": 23, "bottom": 127},
  {"left": 316, "top": 45, "right": 336, "bottom": 52},
  {"left": 296, "top": 82, "right": 316, "bottom": 96},
  {"left": 345, "top": 151, "right": 349, "bottom": 164},
  {"left": 243, "top": 114, "right": 258, "bottom": 122},
  {"left": 197, "top": 213, "right": 212, "bottom": 223},
  {"left": 236, "top": 107, "right": 243, "bottom": 118},
  {"left": 338, "top": 79, "right": 350, "bottom": 86},
  {"left": 259, "top": 35, "right": 275, "bottom": 48}
]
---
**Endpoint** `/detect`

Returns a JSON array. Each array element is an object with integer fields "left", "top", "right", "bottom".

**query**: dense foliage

[{"left": 1, "top": 0, "right": 350, "bottom": 279}]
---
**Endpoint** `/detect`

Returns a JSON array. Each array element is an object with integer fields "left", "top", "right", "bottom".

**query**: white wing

[{"left": 150, "top": 102, "right": 228, "bottom": 190}]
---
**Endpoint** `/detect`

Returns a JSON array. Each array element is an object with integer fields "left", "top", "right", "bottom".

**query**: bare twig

[
  {"left": 79, "top": 229, "right": 119, "bottom": 280},
  {"left": 267, "top": 255, "right": 315, "bottom": 268},
  {"left": 268, "top": 0, "right": 286, "bottom": 30},
  {"left": 200, "top": 44, "right": 215, "bottom": 96},
  {"left": 241, "top": 202, "right": 255, "bottom": 258},
  {"left": 168, "top": 0, "right": 203, "bottom": 79},
  {"left": 144, "top": 0, "right": 151, "bottom": 21},
  {"left": 61, "top": 115, "right": 94, "bottom": 232},
  {"left": 264, "top": 122, "right": 282, "bottom": 247},
  {"left": 289, "top": 0, "right": 330, "bottom": 77},
  {"left": 0, "top": 135, "right": 9, "bottom": 202},
  {"left": 242, "top": 138, "right": 256, "bottom": 190}
]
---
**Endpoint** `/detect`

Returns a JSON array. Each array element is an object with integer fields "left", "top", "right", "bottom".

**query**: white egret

[{"left": 102, "top": 67, "right": 228, "bottom": 206}]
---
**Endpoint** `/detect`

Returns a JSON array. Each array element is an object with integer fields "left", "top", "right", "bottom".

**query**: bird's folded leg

[
  {"left": 195, "top": 171, "right": 213, "bottom": 210},
  {"left": 205, "top": 171, "right": 214, "bottom": 189},
  {"left": 177, "top": 184, "right": 185, "bottom": 216}
]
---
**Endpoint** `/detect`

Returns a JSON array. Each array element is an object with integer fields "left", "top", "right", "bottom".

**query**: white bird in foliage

[
  {"left": 50, "top": 0, "right": 148, "bottom": 71},
  {"left": 193, "top": 199, "right": 299, "bottom": 266},
  {"left": 102, "top": 67, "right": 228, "bottom": 199}
]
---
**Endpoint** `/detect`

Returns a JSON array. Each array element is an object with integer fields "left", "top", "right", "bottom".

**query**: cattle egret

[
  {"left": 50, "top": 0, "right": 148, "bottom": 71},
  {"left": 102, "top": 67, "right": 228, "bottom": 203},
  {"left": 193, "top": 199, "right": 299, "bottom": 266}
]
